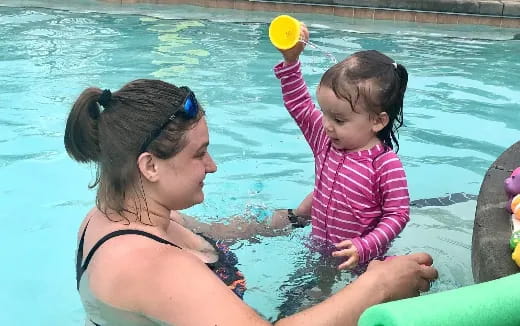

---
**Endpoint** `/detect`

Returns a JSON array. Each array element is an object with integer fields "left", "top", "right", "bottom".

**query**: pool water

[{"left": 1, "top": 2, "right": 519, "bottom": 324}]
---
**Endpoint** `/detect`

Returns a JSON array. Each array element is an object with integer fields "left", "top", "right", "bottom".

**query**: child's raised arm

[{"left": 273, "top": 24, "right": 328, "bottom": 155}]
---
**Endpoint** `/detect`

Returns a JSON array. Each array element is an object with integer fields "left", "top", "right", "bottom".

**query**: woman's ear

[
  {"left": 372, "top": 112, "right": 389, "bottom": 133},
  {"left": 137, "top": 152, "right": 160, "bottom": 183}
]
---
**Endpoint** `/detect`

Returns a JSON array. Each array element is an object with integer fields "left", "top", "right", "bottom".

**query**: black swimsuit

[{"left": 76, "top": 225, "right": 246, "bottom": 325}]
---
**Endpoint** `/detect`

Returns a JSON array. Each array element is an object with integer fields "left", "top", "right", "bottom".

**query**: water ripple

[{"left": 0, "top": 151, "right": 58, "bottom": 167}]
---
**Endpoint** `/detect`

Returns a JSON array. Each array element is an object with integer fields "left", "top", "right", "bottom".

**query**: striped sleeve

[
  {"left": 273, "top": 61, "right": 328, "bottom": 155},
  {"left": 351, "top": 152, "right": 410, "bottom": 264}
]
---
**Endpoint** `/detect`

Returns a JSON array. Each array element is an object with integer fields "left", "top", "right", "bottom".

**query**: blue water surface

[{"left": 0, "top": 1, "right": 519, "bottom": 324}]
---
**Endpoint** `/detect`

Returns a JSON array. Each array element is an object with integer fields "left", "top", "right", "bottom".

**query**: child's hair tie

[{"left": 392, "top": 62, "right": 398, "bottom": 69}]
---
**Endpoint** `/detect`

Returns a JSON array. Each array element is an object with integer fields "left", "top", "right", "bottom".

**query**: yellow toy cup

[{"left": 269, "top": 15, "right": 301, "bottom": 50}]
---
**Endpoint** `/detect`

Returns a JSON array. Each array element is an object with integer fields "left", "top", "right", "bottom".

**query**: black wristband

[{"left": 287, "top": 209, "right": 306, "bottom": 228}]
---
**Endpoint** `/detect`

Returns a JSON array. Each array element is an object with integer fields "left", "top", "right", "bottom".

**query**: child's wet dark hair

[{"left": 319, "top": 50, "right": 408, "bottom": 152}]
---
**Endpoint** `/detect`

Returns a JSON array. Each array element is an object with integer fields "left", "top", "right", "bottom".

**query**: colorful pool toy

[
  {"left": 511, "top": 194, "right": 520, "bottom": 219},
  {"left": 268, "top": 15, "right": 301, "bottom": 50},
  {"left": 512, "top": 245, "right": 520, "bottom": 266},
  {"left": 504, "top": 167, "right": 520, "bottom": 213},
  {"left": 510, "top": 230, "right": 520, "bottom": 250},
  {"left": 511, "top": 203, "right": 520, "bottom": 267},
  {"left": 506, "top": 168, "right": 520, "bottom": 267}
]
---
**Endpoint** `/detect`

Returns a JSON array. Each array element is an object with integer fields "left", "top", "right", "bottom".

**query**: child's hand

[
  {"left": 278, "top": 23, "right": 309, "bottom": 65},
  {"left": 332, "top": 240, "right": 360, "bottom": 270}
]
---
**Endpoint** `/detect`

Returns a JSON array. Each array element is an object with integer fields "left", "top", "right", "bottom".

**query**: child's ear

[
  {"left": 372, "top": 112, "right": 389, "bottom": 133},
  {"left": 137, "top": 152, "right": 160, "bottom": 183}
]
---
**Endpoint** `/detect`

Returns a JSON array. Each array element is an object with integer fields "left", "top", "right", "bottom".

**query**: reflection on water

[{"left": 146, "top": 19, "right": 210, "bottom": 77}]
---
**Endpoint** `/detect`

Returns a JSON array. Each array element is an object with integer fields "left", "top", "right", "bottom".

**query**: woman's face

[{"left": 156, "top": 117, "right": 217, "bottom": 210}]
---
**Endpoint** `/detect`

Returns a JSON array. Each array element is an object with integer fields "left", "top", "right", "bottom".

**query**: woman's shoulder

[
  {"left": 80, "top": 214, "right": 183, "bottom": 281},
  {"left": 87, "top": 224, "right": 187, "bottom": 275},
  {"left": 85, "top": 226, "right": 204, "bottom": 308}
]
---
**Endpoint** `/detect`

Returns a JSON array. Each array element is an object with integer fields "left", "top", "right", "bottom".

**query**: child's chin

[{"left": 331, "top": 141, "right": 345, "bottom": 150}]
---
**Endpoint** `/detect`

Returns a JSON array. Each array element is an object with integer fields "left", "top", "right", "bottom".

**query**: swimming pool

[{"left": 1, "top": 1, "right": 519, "bottom": 324}]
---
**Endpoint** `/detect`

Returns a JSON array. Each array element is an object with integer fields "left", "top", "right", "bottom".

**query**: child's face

[{"left": 317, "top": 86, "right": 382, "bottom": 152}]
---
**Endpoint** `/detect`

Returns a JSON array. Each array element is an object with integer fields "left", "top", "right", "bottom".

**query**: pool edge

[
  {"left": 472, "top": 141, "right": 520, "bottom": 283},
  {"left": 99, "top": 0, "right": 520, "bottom": 29}
]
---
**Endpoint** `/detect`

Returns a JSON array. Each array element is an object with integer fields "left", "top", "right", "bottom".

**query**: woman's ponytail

[{"left": 64, "top": 87, "right": 103, "bottom": 163}]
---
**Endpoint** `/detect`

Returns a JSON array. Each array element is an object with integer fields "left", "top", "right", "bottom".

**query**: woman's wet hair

[
  {"left": 64, "top": 79, "right": 204, "bottom": 219},
  {"left": 319, "top": 50, "right": 408, "bottom": 152}
]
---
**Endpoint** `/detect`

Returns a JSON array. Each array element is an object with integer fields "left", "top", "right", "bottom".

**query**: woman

[{"left": 65, "top": 79, "right": 438, "bottom": 326}]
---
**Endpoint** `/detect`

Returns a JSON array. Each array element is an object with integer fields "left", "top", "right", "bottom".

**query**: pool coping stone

[
  {"left": 472, "top": 141, "right": 520, "bottom": 283},
  {"left": 109, "top": 0, "right": 520, "bottom": 28}
]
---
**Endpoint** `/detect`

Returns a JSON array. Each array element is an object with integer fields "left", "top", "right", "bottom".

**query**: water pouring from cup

[{"left": 268, "top": 14, "right": 338, "bottom": 64}]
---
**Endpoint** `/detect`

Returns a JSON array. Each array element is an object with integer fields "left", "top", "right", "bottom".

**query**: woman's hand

[
  {"left": 278, "top": 23, "right": 309, "bottom": 65},
  {"left": 332, "top": 240, "right": 360, "bottom": 270},
  {"left": 274, "top": 252, "right": 438, "bottom": 326},
  {"left": 363, "top": 253, "right": 438, "bottom": 302}
]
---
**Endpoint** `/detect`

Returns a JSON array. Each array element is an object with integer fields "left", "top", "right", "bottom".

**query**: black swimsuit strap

[
  {"left": 76, "top": 220, "right": 91, "bottom": 291},
  {"left": 76, "top": 227, "right": 181, "bottom": 291}
]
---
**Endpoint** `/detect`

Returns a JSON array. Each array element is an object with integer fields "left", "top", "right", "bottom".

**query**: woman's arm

[
  {"left": 134, "top": 249, "right": 437, "bottom": 326},
  {"left": 172, "top": 210, "right": 292, "bottom": 241},
  {"left": 270, "top": 193, "right": 313, "bottom": 229},
  {"left": 276, "top": 253, "right": 436, "bottom": 326}
]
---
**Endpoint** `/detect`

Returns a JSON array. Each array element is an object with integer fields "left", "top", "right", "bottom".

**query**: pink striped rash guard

[{"left": 274, "top": 61, "right": 410, "bottom": 264}]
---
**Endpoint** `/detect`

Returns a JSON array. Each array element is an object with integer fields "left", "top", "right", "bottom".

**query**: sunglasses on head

[{"left": 139, "top": 86, "right": 199, "bottom": 153}]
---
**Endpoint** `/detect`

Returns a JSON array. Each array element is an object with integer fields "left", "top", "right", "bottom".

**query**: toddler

[{"left": 273, "top": 25, "right": 410, "bottom": 270}]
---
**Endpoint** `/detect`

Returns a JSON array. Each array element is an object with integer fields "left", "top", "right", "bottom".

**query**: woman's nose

[{"left": 206, "top": 153, "right": 217, "bottom": 173}]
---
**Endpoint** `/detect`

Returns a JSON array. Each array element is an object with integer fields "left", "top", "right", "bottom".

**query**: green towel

[{"left": 358, "top": 273, "right": 520, "bottom": 326}]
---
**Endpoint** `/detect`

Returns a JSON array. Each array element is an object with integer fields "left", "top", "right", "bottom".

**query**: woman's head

[
  {"left": 64, "top": 79, "right": 215, "bottom": 218},
  {"left": 318, "top": 50, "right": 408, "bottom": 152}
]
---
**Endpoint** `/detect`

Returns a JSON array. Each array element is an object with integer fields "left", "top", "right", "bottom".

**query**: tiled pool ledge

[{"left": 104, "top": 0, "right": 520, "bottom": 28}]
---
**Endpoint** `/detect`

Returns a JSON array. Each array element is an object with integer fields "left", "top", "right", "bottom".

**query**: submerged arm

[{"left": 171, "top": 210, "right": 293, "bottom": 241}]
